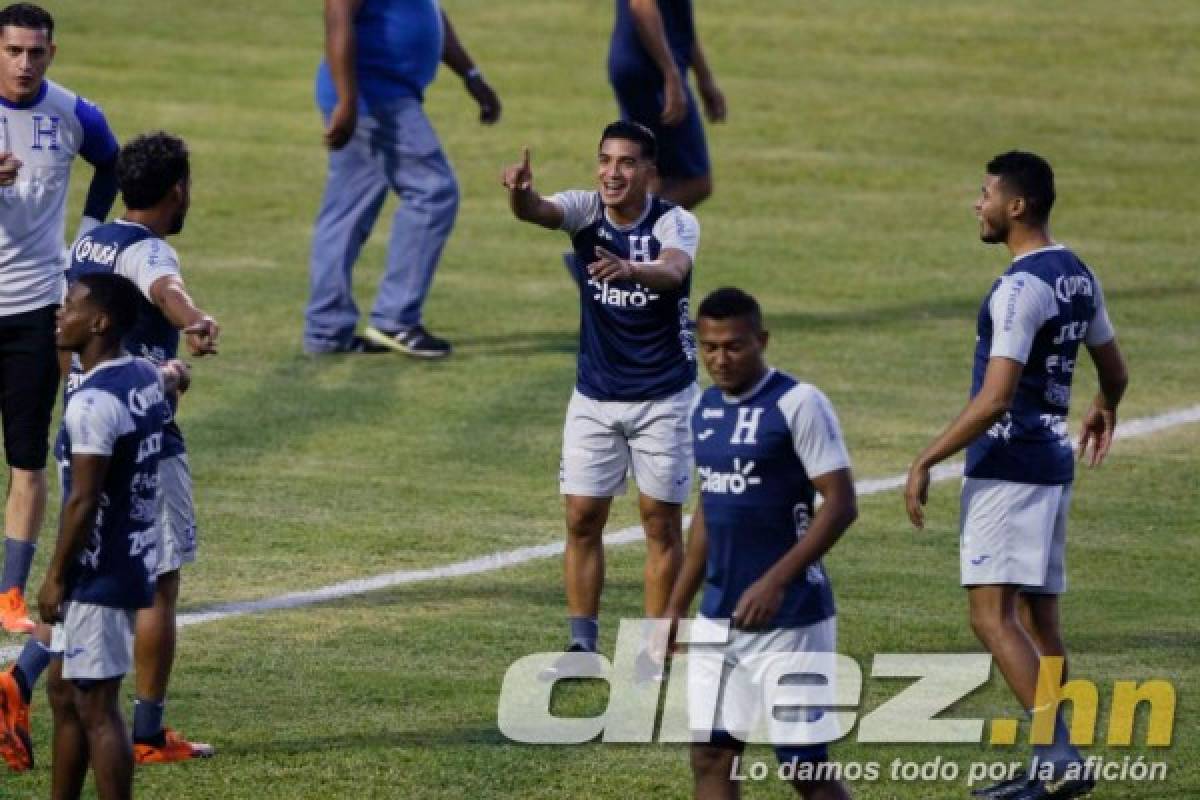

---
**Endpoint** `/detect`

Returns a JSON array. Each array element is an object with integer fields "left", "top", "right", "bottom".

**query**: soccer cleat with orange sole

[
  {"left": 0, "top": 666, "right": 32, "bottom": 772},
  {"left": 0, "top": 588, "right": 35, "bottom": 634},
  {"left": 134, "top": 727, "right": 215, "bottom": 765}
]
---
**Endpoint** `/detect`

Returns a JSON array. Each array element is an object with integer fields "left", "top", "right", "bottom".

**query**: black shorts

[{"left": 0, "top": 304, "right": 60, "bottom": 470}]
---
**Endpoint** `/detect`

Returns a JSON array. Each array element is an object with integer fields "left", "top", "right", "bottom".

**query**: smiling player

[{"left": 502, "top": 121, "right": 699, "bottom": 666}]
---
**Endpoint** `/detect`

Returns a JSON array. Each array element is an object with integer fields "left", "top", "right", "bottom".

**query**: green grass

[{"left": 2, "top": 0, "right": 1198, "bottom": 797}]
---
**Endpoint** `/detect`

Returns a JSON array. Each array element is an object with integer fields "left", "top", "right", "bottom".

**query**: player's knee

[
  {"left": 565, "top": 503, "right": 607, "bottom": 539},
  {"left": 690, "top": 743, "right": 737, "bottom": 778},
  {"left": 968, "top": 605, "right": 1007, "bottom": 643},
  {"left": 641, "top": 508, "right": 682, "bottom": 547}
]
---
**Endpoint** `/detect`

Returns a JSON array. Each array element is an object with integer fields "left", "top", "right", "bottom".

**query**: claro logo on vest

[{"left": 588, "top": 278, "right": 660, "bottom": 308}]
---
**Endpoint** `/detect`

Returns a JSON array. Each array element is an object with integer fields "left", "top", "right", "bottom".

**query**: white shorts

[
  {"left": 960, "top": 478, "right": 1072, "bottom": 593},
  {"left": 559, "top": 383, "right": 698, "bottom": 504},
  {"left": 687, "top": 615, "right": 838, "bottom": 747},
  {"left": 156, "top": 454, "right": 197, "bottom": 576},
  {"left": 50, "top": 602, "right": 135, "bottom": 681}
]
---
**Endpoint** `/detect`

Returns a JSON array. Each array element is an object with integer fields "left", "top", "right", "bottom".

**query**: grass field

[{"left": 2, "top": 0, "right": 1198, "bottom": 797}]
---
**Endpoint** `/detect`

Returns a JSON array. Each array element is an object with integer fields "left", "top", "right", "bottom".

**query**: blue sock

[
  {"left": 569, "top": 616, "right": 598, "bottom": 652},
  {"left": 14, "top": 638, "right": 53, "bottom": 704},
  {"left": 133, "top": 697, "right": 166, "bottom": 743},
  {"left": 2, "top": 537, "right": 36, "bottom": 592},
  {"left": 1031, "top": 708, "right": 1082, "bottom": 778}
]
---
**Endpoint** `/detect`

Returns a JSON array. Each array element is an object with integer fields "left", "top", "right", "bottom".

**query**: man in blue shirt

[
  {"left": 305, "top": 0, "right": 501, "bottom": 358},
  {"left": 664, "top": 287, "right": 856, "bottom": 800},
  {"left": 503, "top": 122, "right": 700, "bottom": 665},
  {"left": 905, "top": 152, "right": 1129, "bottom": 800},
  {"left": 608, "top": 0, "right": 725, "bottom": 209}
]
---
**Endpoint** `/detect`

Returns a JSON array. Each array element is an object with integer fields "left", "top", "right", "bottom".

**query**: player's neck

[
  {"left": 77, "top": 340, "right": 123, "bottom": 374},
  {"left": 605, "top": 194, "right": 649, "bottom": 227},
  {"left": 1005, "top": 225, "right": 1054, "bottom": 259},
  {"left": 122, "top": 209, "right": 172, "bottom": 237}
]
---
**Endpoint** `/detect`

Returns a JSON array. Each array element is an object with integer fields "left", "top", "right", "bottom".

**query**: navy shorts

[
  {"left": 0, "top": 304, "right": 60, "bottom": 469},
  {"left": 610, "top": 72, "right": 711, "bottom": 181}
]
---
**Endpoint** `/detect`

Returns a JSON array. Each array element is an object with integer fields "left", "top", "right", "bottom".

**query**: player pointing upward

[{"left": 503, "top": 121, "right": 699, "bottom": 664}]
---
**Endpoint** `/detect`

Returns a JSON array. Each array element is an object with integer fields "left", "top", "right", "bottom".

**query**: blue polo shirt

[{"left": 316, "top": 0, "right": 444, "bottom": 113}]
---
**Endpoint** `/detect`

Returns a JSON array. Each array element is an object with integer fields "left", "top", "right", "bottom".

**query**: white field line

[{"left": 3, "top": 403, "right": 1198, "bottom": 659}]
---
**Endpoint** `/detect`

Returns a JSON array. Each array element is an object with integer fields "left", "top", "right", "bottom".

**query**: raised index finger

[{"left": 521, "top": 147, "right": 530, "bottom": 171}]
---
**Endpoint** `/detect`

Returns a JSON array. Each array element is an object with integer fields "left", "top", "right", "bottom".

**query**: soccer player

[
  {"left": 662, "top": 288, "right": 857, "bottom": 800},
  {"left": 904, "top": 152, "right": 1128, "bottom": 800},
  {"left": 607, "top": 0, "right": 726, "bottom": 209},
  {"left": 38, "top": 273, "right": 167, "bottom": 799},
  {"left": 0, "top": 2, "right": 119, "bottom": 634},
  {"left": 0, "top": 132, "right": 218, "bottom": 772},
  {"left": 502, "top": 121, "right": 699, "bottom": 664}
]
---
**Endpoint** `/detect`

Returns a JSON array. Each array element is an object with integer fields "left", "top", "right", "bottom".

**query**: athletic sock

[
  {"left": 133, "top": 698, "right": 167, "bottom": 745},
  {"left": 2, "top": 537, "right": 36, "bottom": 593},
  {"left": 568, "top": 616, "right": 599, "bottom": 652},
  {"left": 1030, "top": 707, "right": 1082, "bottom": 778},
  {"left": 13, "top": 638, "right": 53, "bottom": 704}
]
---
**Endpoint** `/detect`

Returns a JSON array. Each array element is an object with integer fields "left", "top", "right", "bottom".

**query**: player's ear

[
  {"left": 1008, "top": 195, "right": 1027, "bottom": 221},
  {"left": 758, "top": 330, "right": 769, "bottom": 352}
]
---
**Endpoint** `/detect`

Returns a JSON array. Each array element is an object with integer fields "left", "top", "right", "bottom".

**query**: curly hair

[{"left": 116, "top": 132, "right": 190, "bottom": 210}]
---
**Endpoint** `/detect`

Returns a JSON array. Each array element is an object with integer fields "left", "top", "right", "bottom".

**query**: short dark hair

[
  {"left": 697, "top": 287, "right": 763, "bottom": 331},
  {"left": 117, "top": 132, "right": 190, "bottom": 210},
  {"left": 76, "top": 273, "right": 141, "bottom": 338},
  {"left": 599, "top": 120, "right": 657, "bottom": 162},
  {"left": 0, "top": 3, "right": 53, "bottom": 39},
  {"left": 986, "top": 150, "right": 1055, "bottom": 224}
]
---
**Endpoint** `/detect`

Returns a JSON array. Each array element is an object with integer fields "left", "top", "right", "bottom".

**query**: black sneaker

[
  {"left": 364, "top": 325, "right": 452, "bottom": 359},
  {"left": 971, "top": 771, "right": 1031, "bottom": 798},
  {"left": 1007, "top": 776, "right": 1095, "bottom": 800},
  {"left": 305, "top": 335, "right": 389, "bottom": 355},
  {"left": 537, "top": 643, "right": 603, "bottom": 683}
]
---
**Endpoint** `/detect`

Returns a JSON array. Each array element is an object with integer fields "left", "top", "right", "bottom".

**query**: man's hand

[
  {"left": 0, "top": 152, "right": 22, "bottom": 187},
  {"left": 661, "top": 70, "right": 687, "bottom": 126},
  {"left": 162, "top": 359, "right": 192, "bottom": 395},
  {"left": 588, "top": 246, "right": 636, "bottom": 282},
  {"left": 697, "top": 76, "right": 726, "bottom": 123},
  {"left": 38, "top": 574, "right": 65, "bottom": 625},
  {"left": 904, "top": 462, "right": 931, "bottom": 529},
  {"left": 466, "top": 74, "right": 501, "bottom": 124},
  {"left": 324, "top": 100, "right": 358, "bottom": 150},
  {"left": 732, "top": 576, "right": 784, "bottom": 630},
  {"left": 1079, "top": 401, "right": 1117, "bottom": 467},
  {"left": 184, "top": 316, "right": 220, "bottom": 356},
  {"left": 501, "top": 147, "right": 533, "bottom": 192}
]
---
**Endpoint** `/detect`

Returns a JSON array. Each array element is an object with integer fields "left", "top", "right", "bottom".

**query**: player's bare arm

[
  {"left": 148, "top": 275, "right": 219, "bottom": 356},
  {"left": 628, "top": 0, "right": 687, "bottom": 125},
  {"left": 733, "top": 467, "right": 857, "bottom": 630},
  {"left": 322, "top": 0, "right": 364, "bottom": 150},
  {"left": 502, "top": 148, "right": 564, "bottom": 229},
  {"left": 588, "top": 245, "right": 690, "bottom": 290},
  {"left": 37, "top": 454, "right": 109, "bottom": 625},
  {"left": 1079, "top": 338, "right": 1129, "bottom": 467},
  {"left": 905, "top": 356, "right": 1022, "bottom": 529},
  {"left": 690, "top": 41, "right": 726, "bottom": 123},
  {"left": 440, "top": 11, "right": 500, "bottom": 125}
]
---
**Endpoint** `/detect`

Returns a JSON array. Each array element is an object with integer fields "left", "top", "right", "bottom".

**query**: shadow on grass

[
  {"left": 216, "top": 725, "right": 513, "bottom": 755},
  {"left": 453, "top": 328, "right": 578, "bottom": 357}
]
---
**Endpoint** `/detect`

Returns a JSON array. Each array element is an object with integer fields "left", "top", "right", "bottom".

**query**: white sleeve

[
  {"left": 988, "top": 273, "right": 1059, "bottom": 363},
  {"left": 778, "top": 384, "right": 852, "bottom": 479},
  {"left": 547, "top": 190, "right": 601, "bottom": 236},
  {"left": 115, "top": 238, "right": 182, "bottom": 299},
  {"left": 1084, "top": 275, "right": 1116, "bottom": 346},
  {"left": 64, "top": 389, "right": 134, "bottom": 456},
  {"left": 651, "top": 207, "right": 700, "bottom": 261}
]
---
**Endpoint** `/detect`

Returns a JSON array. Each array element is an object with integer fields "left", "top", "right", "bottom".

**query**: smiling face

[
  {"left": 0, "top": 24, "right": 54, "bottom": 104},
  {"left": 595, "top": 136, "right": 654, "bottom": 215},
  {"left": 975, "top": 174, "right": 1015, "bottom": 244},
  {"left": 697, "top": 314, "right": 769, "bottom": 396}
]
